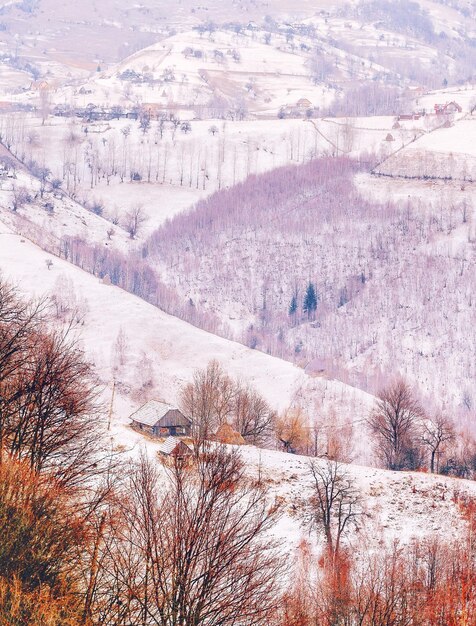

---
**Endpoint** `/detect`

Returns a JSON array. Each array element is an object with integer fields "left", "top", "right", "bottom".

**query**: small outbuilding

[
  {"left": 296, "top": 98, "right": 313, "bottom": 109},
  {"left": 129, "top": 400, "right": 192, "bottom": 438},
  {"left": 157, "top": 436, "right": 193, "bottom": 459}
]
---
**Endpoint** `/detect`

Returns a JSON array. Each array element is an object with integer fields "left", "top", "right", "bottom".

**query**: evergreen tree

[
  {"left": 288, "top": 294, "right": 297, "bottom": 317},
  {"left": 303, "top": 282, "right": 318, "bottom": 319}
]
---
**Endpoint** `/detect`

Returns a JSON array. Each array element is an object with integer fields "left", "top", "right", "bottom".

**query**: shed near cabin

[
  {"left": 157, "top": 436, "right": 193, "bottom": 458},
  {"left": 129, "top": 400, "right": 192, "bottom": 437}
]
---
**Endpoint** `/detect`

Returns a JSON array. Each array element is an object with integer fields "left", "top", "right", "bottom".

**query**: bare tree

[
  {"left": 422, "top": 413, "right": 454, "bottom": 473},
  {"left": 233, "top": 384, "right": 276, "bottom": 445},
  {"left": 96, "top": 447, "right": 283, "bottom": 625},
  {"left": 39, "top": 86, "right": 50, "bottom": 125},
  {"left": 180, "top": 360, "right": 235, "bottom": 449},
  {"left": 0, "top": 156, "right": 16, "bottom": 177},
  {"left": 124, "top": 205, "right": 147, "bottom": 239},
  {"left": 111, "top": 327, "right": 128, "bottom": 371},
  {"left": 367, "top": 380, "right": 424, "bottom": 470},
  {"left": 0, "top": 279, "right": 45, "bottom": 390},
  {"left": 11, "top": 185, "right": 31, "bottom": 211},
  {"left": 307, "top": 459, "right": 360, "bottom": 560},
  {"left": 0, "top": 327, "right": 101, "bottom": 486},
  {"left": 0, "top": 280, "right": 103, "bottom": 487}
]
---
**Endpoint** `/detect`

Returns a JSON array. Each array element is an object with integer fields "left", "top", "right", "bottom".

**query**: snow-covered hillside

[
  {"left": 0, "top": 224, "right": 376, "bottom": 461},
  {"left": 144, "top": 156, "right": 476, "bottom": 418},
  {"left": 375, "top": 116, "right": 476, "bottom": 180},
  {"left": 111, "top": 423, "right": 476, "bottom": 552},
  {"left": 2, "top": 2, "right": 476, "bottom": 621}
]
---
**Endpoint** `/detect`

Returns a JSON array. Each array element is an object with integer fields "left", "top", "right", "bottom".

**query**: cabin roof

[
  {"left": 157, "top": 436, "right": 192, "bottom": 455},
  {"left": 130, "top": 399, "right": 182, "bottom": 427}
]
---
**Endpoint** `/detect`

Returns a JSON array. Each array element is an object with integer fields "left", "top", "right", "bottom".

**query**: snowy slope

[
  {"left": 1, "top": 222, "right": 473, "bottom": 551},
  {"left": 0, "top": 224, "right": 376, "bottom": 461},
  {"left": 375, "top": 117, "right": 476, "bottom": 180},
  {"left": 110, "top": 425, "right": 476, "bottom": 552},
  {"left": 0, "top": 168, "right": 132, "bottom": 250}
]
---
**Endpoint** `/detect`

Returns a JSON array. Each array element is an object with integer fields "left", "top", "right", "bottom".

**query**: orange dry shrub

[
  {"left": 0, "top": 455, "right": 85, "bottom": 625},
  {"left": 278, "top": 531, "right": 476, "bottom": 626},
  {"left": 278, "top": 540, "right": 315, "bottom": 626},
  {"left": 0, "top": 577, "right": 81, "bottom": 626}
]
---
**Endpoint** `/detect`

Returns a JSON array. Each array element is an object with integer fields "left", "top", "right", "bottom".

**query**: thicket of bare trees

[
  {"left": 89, "top": 448, "right": 283, "bottom": 626},
  {"left": 0, "top": 456, "right": 85, "bottom": 624},
  {"left": 281, "top": 458, "right": 476, "bottom": 625},
  {"left": 0, "top": 435, "right": 284, "bottom": 626},
  {"left": 142, "top": 155, "right": 475, "bottom": 416},
  {"left": 368, "top": 379, "right": 469, "bottom": 477},
  {"left": 180, "top": 360, "right": 276, "bottom": 447},
  {"left": 0, "top": 281, "right": 101, "bottom": 487},
  {"left": 280, "top": 528, "right": 476, "bottom": 625},
  {"left": 0, "top": 279, "right": 108, "bottom": 623},
  {"left": 56, "top": 235, "right": 225, "bottom": 337},
  {"left": 181, "top": 364, "right": 469, "bottom": 479}
]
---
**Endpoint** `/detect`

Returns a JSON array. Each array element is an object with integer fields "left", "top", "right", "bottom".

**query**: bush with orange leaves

[
  {"left": 275, "top": 407, "right": 311, "bottom": 454},
  {"left": 0, "top": 456, "right": 85, "bottom": 625}
]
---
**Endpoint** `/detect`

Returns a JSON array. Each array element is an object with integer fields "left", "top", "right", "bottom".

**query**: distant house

[
  {"left": 405, "top": 86, "right": 427, "bottom": 99},
  {"left": 397, "top": 113, "right": 421, "bottom": 121},
  {"left": 29, "top": 80, "right": 49, "bottom": 92},
  {"left": 434, "top": 101, "right": 462, "bottom": 115},
  {"left": 53, "top": 103, "right": 72, "bottom": 117},
  {"left": 82, "top": 103, "right": 114, "bottom": 122},
  {"left": 280, "top": 98, "right": 314, "bottom": 119},
  {"left": 129, "top": 400, "right": 192, "bottom": 437},
  {"left": 296, "top": 98, "right": 312, "bottom": 110},
  {"left": 142, "top": 103, "right": 162, "bottom": 119}
]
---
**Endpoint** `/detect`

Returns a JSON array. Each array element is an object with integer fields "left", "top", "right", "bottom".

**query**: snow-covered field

[
  {"left": 238, "top": 445, "right": 476, "bottom": 547},
  {"left": 111, "top": 425, "right": 476, "bottom": 552},
  {"left": 0, "top": 111, "right": 424, "bottom": 237},
  {"left": 375, "top": 117, "right": 476, "bottom": 180}
]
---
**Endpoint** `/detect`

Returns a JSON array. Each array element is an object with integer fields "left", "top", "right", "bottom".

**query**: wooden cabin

[{"left": 129, "top": 400, "right": 192, "bottom": 438}]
